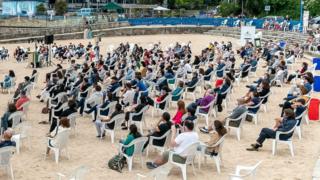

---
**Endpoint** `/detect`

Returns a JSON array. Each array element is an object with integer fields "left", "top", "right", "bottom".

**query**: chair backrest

[
  {"left": 8, "top": 111, "right": 23, "bottom": 129},
  {"left": 161, "top": 130, "right": 172, "bottom": 148},
  {"left": 232, "top": 160, "right": 263, "bottom": 179},
  {"left": 69, "top": 165, "right": 89, "bottom": 180},
  {"left": 21, "top": 101, "right": 30, "bottom": 113},
  {"left": 238, "top": 111, "right": 248, "bottom": 128},
  {"left": 112, "top": 113, "right": 126, "bottom": 130},
  {"left": 259, "top": 91, "right": 271, "bottom": 103},
  {"left": 67, "top": 113, "right": 77, "bottom": 130},
  {"left": 54, "top": 129, "right": 71, "bottom": 149},
  {"left": 131, "top": 137, "right": 148, "bottom": 156},
  {"left": 179, "top": 142, "right": 200, "bottom": 165},
  {"left": 0, "top": 146, "right": 15, "bottom": 166}
]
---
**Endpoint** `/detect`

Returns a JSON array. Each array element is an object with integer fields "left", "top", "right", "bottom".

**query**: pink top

[{"left": 172, "top": 110, "right": 185, "bottom": 125}]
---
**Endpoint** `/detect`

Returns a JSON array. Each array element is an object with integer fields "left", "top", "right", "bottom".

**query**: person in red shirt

[
  {"left": 172, "top": 100, "right": 187, "bottom": 125},
  {"left": 15, "top": 91, "right": 29, "bottom": 111}
]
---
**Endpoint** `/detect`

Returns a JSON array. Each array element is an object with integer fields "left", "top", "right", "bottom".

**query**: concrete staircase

[{"left": 204, "top": 27, "right": 309, "bottom": 47}]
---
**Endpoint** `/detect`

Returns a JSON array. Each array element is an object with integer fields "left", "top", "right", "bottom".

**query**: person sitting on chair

[
  {"left": 246, "top": 109, "right": 297, "bottom": 151},
  {"left": 0, "top": 129, "right": 16, "bottom": 148},
  {"left": 146, "top": 120, "right": 199, "bottom": 169}
]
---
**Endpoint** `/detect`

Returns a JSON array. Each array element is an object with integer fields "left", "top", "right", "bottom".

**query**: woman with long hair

[
  {"left": 172, "top": 100, "right": 187, "bottom": 125},
  {"left": 202, "top": 120, "right": 227, "bottom": 156}
]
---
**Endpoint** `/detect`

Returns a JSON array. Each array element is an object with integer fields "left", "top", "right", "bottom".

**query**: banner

[{"left": 240, "top": 26, "right": 256, "bottom": 46}]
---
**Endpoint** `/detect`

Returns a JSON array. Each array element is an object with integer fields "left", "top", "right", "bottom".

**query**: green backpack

[{"left": 108, "top": 154, "right": 126, "bottom": 173}]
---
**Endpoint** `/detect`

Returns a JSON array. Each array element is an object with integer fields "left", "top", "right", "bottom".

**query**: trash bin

[
  {"left": 314, "top": 76, "right": 320, "bottom": 92},
  {"left": 313, "top": 58, "right": 320, "bottom": 70}
]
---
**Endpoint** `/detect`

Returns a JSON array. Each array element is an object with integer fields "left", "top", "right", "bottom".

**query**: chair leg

[
  {"left": 9, "top": 163, "right": 14, "bottom": 180},
  {"left": 181, "top": 165, "right": 187, "bottom": 180},
  {"left": 272, "top": 140, "right": 276, "bottom": 156},
  {"left": 215, "top": 157, "right": 221, "bottom": 174},
  {"left": 289, "top": 142, "right": 294, "bottom": 157},
  {"left": 54, "top": 149, "right": 60, "bottom": 164},
  {"left": 111, "top": 131, "right": 115, "bottom": 144},
  {"left": 128, "top": 157, "right": 133, "bottom": 171},
  {"left": 236, "top": 129, "right": 241, "bottom": 141}
]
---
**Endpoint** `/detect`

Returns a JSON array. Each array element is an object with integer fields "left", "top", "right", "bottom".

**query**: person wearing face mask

[{"left": 246, "top": 109, "right": 297, "bottom": 151}]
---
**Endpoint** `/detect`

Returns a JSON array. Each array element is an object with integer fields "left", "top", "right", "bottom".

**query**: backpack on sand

[{"left": 108, "top": 154, "right": 126, "bottom": 173}]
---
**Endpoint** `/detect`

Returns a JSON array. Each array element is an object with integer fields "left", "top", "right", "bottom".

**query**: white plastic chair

[
  {"left": 168, "top": 142, "right": 200, "bottom": 180},
  {"left": 11, "top": 122, "right": 31, "bottom": 154},
  {"left": 152, "top": 95, "right": 171, "bottom": 117},
  {"left": 184, "top": 80, "right": 200, "bottom": 101},
  {"left": 97, "top": 101, "right": 117, "bottom": 117},
  {"left": 229, "top": 160, "right": 263, "bottom": 180},
  {"left": 197, "top": 135, "right": 227, "bottom": 174},
  {"left": 67, "top": 113, "right": 78, "bottom": 135},
  {"left": 45, "top": 129, "right": 71, "bottom": 164},
  {"left": 294, "top": 110, "right": 307, "bottom": 140},
  {"left": 0, "top": 146, "right": 15, "bottom": 180},
  {"left": 195, "top": 98, "right": 216, "bottom": 127},
  {"left": 56, "top": 165, "right": 89, "bottom": 180},
  {"left": 31, "top": 73, "right": 39, "bottom": 89},
  {"left": 19, "top": 101, "right": 30, "bottom": 120},
  {"left": 146, "top": 130, "right": 171, "bottom": 157},
  {"left": 170, "top": 88, "right": 184, "bottom": 107},
  {"left": 101, "top": 113, "right": 125, "bottom": 143},
  {"left": 247, "top": 101, "right": 263, "bottom": 125},
  {"left": 136, "top": 163, "right": 172, "bottom": 180},
  {"left": 118, "top": 137, "right": 148, "bottom": 172},
  {"left": 129, "top": 106, "right": 149, "bottom": 135},
  {"left": 259, "top": 92, "right": 271, "bottom": 113},
  {"left": 225, "top": 111, "right": 247, "bottom": 141},
  {"left": 272, "top": 121, "right": 298, "bottom": 157}
]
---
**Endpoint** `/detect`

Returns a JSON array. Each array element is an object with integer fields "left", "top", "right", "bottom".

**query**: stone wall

[
  {"left": 0, "top": 21, "right": 129, "bottom": 40},
  {"left": 0, "top": 25, "right": 215, "bottom": 44}
]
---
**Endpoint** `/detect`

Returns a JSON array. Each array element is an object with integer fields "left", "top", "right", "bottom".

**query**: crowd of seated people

[{"left": 0, "top": 36, "right": 316, "bottom": 180}]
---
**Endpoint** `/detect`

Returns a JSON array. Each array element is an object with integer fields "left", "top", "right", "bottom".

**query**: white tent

[{"left": 153, "top": 6, "right": 170, "bottom": 11}]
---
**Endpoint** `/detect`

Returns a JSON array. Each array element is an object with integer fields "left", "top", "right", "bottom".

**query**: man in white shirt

[{"left": 146, "top": 120, "right": 199, "bottom": 169}]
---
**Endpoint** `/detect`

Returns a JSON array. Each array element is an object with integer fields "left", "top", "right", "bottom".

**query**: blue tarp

[{"left": 120, "top": 17, "right": 300, "bottom": 30}]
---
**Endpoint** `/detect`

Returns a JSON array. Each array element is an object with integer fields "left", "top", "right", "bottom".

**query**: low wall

[
  {"left": 0, "top": 21, "right": 129, "bottom": 40},
  {"left": 0, "top": 25, "right": 216, "bottom": 44}
]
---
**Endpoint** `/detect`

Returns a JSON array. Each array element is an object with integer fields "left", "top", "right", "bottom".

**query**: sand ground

[{"left": 0, "top": 34, "right": 319, "bottom": 180}]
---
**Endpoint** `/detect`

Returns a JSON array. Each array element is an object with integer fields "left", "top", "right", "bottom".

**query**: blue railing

[{"left": 120, "top": 17, "right": 300, "bottom": 30}]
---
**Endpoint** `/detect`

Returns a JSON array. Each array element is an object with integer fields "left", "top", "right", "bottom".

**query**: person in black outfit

[
  {"left": 122, "top": 95, "right": 149, "bottom": 130},
  {"left": 144, "top": 112, "right": 172, "bottom": 148},
  {"left": 49, "top": 99, "right": 78, "bottom": 132}
]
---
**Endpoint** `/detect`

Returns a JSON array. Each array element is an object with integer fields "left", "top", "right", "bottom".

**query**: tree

[
  {"left": 219, "top": 2, "right": 240, "bottom": 17},
  {"left": 36, "top": 3, "right": 46, "bottom": 15},
  {"left": 175, "top": 0, "right": 205, "bottom": 9},
  {"left": 306, "top": 0, "right": 320, "bottom": 17},
  {"left": 54, "top": 0, "right": 67, "bottom": 16}
]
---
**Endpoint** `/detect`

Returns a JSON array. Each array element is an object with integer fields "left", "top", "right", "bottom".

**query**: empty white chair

[
  {"left": 129, "top": 106, "right": 149, "bottom": 135},
  {"left": 57, "top": 165, "right": 89, "bottom": 180},
  {"left": 229, "top": 160, "right": 263, "bottom": 180},
  {"left": 225, "top": 112, "right": 247, "bottom": 141},
  {"left": 272, "top": 121, "right": 298, "bottom": 157},
  {"left": 118, "top": 137, "right": 148, "bottom": 171},
  {"left": 195, "top": 99, "right": 216, "bottom": 127},
  {"left": 101, "top": 113, "right": 125, "bottom": 143},
  {"left": 197, "top": 135, "right": 227, "bottom": 174},
  {"left": 45, "top": 129, "right": 71, "bottom": 164},
  {"left": 0, "top": 146, "right": 15, "bottom": 180},
  {"left": 147, "top": 130, "right": 171, "bottom": 157},
  {"left": 168, "top": 142, "right": 199, "bottom": 180}
]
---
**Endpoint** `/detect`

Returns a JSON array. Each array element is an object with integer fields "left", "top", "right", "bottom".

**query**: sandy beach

[{"left": 0, "top": 34, "right": 319, "bottom": 180}]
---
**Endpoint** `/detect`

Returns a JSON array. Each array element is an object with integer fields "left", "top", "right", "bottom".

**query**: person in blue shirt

[
  {"left": 215, "top": 60, "right": 226, "bottom": 78},
  {"left": 246, "top": 92, "right": 261, "bottom": 114},
  {"left": 0, "top": 130, "right": 16, "bottom": 148},
  {"left": 280, "top": 98, "right": 306, "bottom": 123},
  {"left": 203, "top": 64, "right": 214, "bottom": 81},
  {"left": 172, "top": 81, "right": 184, "bottom": 101},
  {"left": 247, "top": 108, "right": 297, "bottom": 151}
]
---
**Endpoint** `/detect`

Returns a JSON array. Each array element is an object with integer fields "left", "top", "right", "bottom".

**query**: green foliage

[
  {"left": 175, "top": 0, "right": 205, "bottom": 9},
  {"left": 306, "top": 0, "right": 320, "bottom": 17},
  {"left": 36, "top": 3, "right": 46, "bottom": 15},
  {"left": 54, "top": 0, "right": 67, "bottom": 16},
  {"left": 219, "top": 2, "right": 240, "bottom": 17}
]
